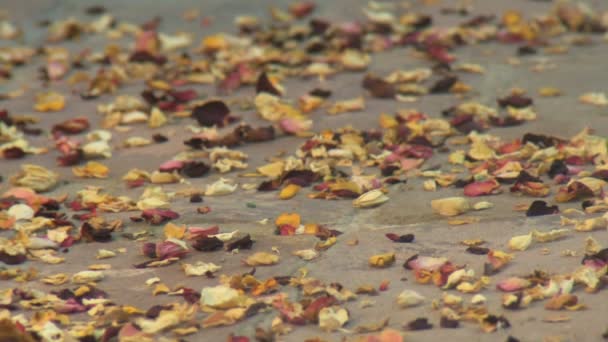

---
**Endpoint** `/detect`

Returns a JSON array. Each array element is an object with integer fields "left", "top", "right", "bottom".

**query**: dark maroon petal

[
  {"left": 362, "top": 74, "right": 395, "bottom": 98},
  {"left": 405, "top": 317, "right": 433, "bottom": 331},
  {"left": 466, "top": 246, "right": 490, "bottom": 255},
  {"left": 525, "top": 200, "right": 559, "bottom": 217},
  {"left": 152, "top": 134, "right": 168, "bottom": 143},
  {"left": 490, "top": 116, "right": 524, "bottom": 127},
  {"left": 189, "top": 194, "right": 203, "bottom": 203},
  {"left": 385, "top": 233, "right": 415, "bottom": 243},
  {"left": 440, "top": 316, "right": 460, "bottom": 329},
  {"left": 309, "top": 88, "right": 332, "bottom": 98},
  {"left": 521, "top": 133, "right": 561, "bottom": 148},
  {"left": 281, "top": 170, "right": 318, "bottom": 187},
  {"left": 80, "top": 221, "right": 114, "bottom": 243},
  {"left": 52, "top": 117, "right": 90, "bottom": 135},
  {"left": 192, "top": 100, "right": 230, "bottom": 127},
  {"left": 180, "top": 161, "right": 210, "bottom": 178},
  {"left": 258, "top": 179, "right": 281, "bottom": 191},
  {"left": 549, "top": 160, "right": 569, "bottom": 178},
  {"left": 129, "top": 51, "right": 166, "bottom": 65},
  {"left": 191, "top": 236, "right": 223, "bottom": 252},
  {"left": 225, "top": 234, "right": 254, "bottom": 251},
  {"left": 332, "top": 189, "right": 360, "bottom": 198},
  {"left": 0, "top": 252, "right": 27, "bottom": 265},
  {"left": 238, "top": 125, "right": 275, "bottom": 143},
  {"left": 497, "top": 94, "right": 533, "bottom": 108},
  {"left": 2, "top": 147, "right": 25, "bottom": 159},
  {"left": 429, "top": 75, "right": 458, "bottom": 94},
  {"left": 182, "top": 287, "right": 201, "bottom": 304},
  {"left": 141, "top": 242, "right": 157, "bottom": 258},
  {"left": 256, "top": 72, "right": 281, "bottom": 96},
  {"left": 57, "top": 150, "right": 84, "bottom": 166}
]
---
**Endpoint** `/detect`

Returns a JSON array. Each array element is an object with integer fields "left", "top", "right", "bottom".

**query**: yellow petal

[
  {"left": 431, "top": 197, "right": 470, "bottom": 217},
  {"left": 34, "top": 91, "right": 65, "bottom": 112},
  {"left": 508, "top": 233, "right": 533, "bottom": 251},
  {"left": 72, "top": 161, "right": 109, "bottom": 178},
  {"left": 293, "top": 249, "right": 319, "bottom": 261},
  {"left": 164, "top": 222, "right": 186, "bottom": 239},
  {"left": 369, "top": 252, "right": 396, "bottom": 268},
  {"left": 275, "top": 213, "right": 301, "bottom": 227},
  {"left": 279, "top": 184, "right": 301, "bottom": 200},
  {"left": 244, "top": 252, "right": 279, "bottom": 266}
]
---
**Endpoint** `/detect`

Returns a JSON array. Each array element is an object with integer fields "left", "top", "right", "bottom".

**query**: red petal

[{"left": 464, "top": 179, "right": 500, "bottom": 197}]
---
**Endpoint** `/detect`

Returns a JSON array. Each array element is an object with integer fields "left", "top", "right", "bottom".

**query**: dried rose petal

[
  {"left": 256, "top": 72, "right": 282, "bottom": 96},
  {"left": 186, "top": 226, "right": 219, "bottom": 240},
  {"left": 385, "top": 233, "right": 415, "bottom": 243},
  {"left": 52, "top": 117, "right": 90, "bottom": 135},
  {"left": 180, "top": 161, "right": 210, "bottom": 178},
  {"left": 225, "top": 234, "right": 254, "bottom": 251},
  {"left": 141, "top": 209, "right": 179, "bottom": 224},
  {"left": 156, "top": 240, "right": 188, "bottom": 260},
  {"left": 463, "top": 179, "right": 500, "bottom": 197},
  {"left": 302, "top": 296, "right": 337, "bottom": 322},
  {"left": 362, "top": 75, "right": 395, "bottom": 98},
  {"left": 289, "top": 1, "right": 315, "bottom": 18},
  {"left": 158, "top": 160, "right": 184, "bottom": 172},
  {"left": 191, "top": 236, "right": 223, "bottom": 252},
  {"left": 192, "top": 101, "right": 231, "bottom": 127},
  {"left": 404, "top": 255, "right": 448, "bottom": 272},
  {"left": 497, "top": 94, "right": 533, "bottom": 108},
  {"left": 496, "top": 277, "right": 531, "bottom": 292},
  {"left": 525, "top": 200, "right": 559, "bottom": 217},
  {"left": 404, "top": 317, "right": 433, "bottom": 331}
]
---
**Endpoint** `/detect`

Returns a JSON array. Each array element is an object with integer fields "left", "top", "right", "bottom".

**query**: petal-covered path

[{"left": 2, "top": 1, "right": 608, "bottom": 341}]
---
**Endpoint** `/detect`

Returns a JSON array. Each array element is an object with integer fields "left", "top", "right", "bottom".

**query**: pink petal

[
  {"left": 496, "top": 277, "right": 531, "bottom": 292},
  {"left": 156, "top": 241, "right": 188, "bottom": 260},
  {"left": 279, "top": 117, "right": 312, "bottom": 135},
  {"left": 158, "top": 160, "right": 184, "bottom": 172},
  {"left": 400, "top": 158, "right": 423, "bottom": 171},
  {"left": 186, "top": 225, "right": 220, "bottom": 240},
  {"left": 405, "top": 255, "right": 447, "bottom": 272}
]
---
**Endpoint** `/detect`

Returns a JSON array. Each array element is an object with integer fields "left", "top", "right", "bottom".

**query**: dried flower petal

[
  {"left": 396, "top": 290, "right": 425, "bottom": 308},
  {"left": 508, "top": 233, "right": 533, "bottom": 251},
  {"left": 431, "top": 197, "right": 471, "bottom": 216},
  {"left": 369, "top": 252, "right": 396, "bottom": 268},
  {"left": 353, "top": 189, "right": 389, "bottom": 208},
  {"left": 244, "top": 252, "right": 279, "bottom": 266},
  {"left": 10, "top": 164, "right": 59, "bottom": 192}
]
